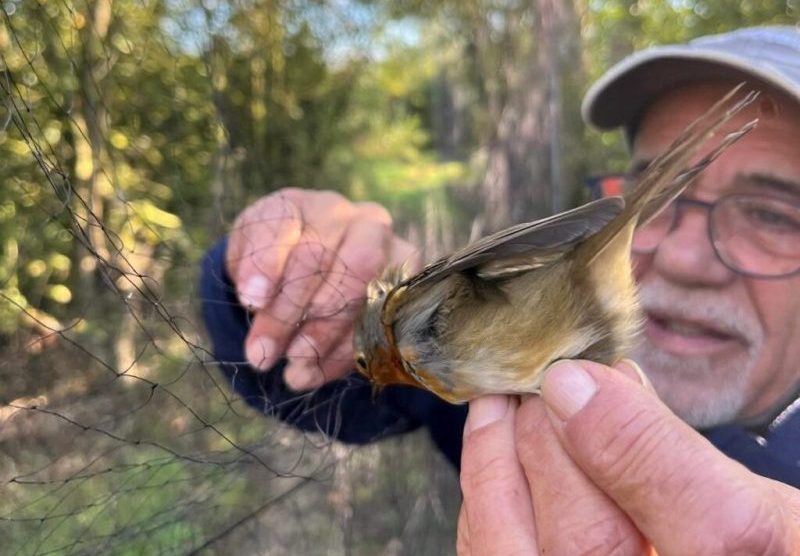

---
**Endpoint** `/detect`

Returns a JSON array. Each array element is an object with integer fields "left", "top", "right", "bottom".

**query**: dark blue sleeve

[
  {"left": 704, "top": 414, "right": 800, "bottom": 489},
  {"left": 199, "top": 239, "right": 467, "bottom": 464}
]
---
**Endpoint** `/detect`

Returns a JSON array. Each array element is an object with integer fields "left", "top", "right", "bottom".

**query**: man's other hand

[{"left": 226, "top": 188, "right": 418, "bottom": 390}]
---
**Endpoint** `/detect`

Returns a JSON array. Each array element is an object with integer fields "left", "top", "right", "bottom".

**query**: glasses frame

[{"left": 629, "top": 192, "right": 800, "bottom": 280}]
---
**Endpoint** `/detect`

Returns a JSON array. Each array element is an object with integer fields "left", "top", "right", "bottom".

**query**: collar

[{"left": 734, "top": 381, "right": 800, "bottom": 440}]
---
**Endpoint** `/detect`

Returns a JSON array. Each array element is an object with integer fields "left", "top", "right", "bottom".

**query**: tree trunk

[{"left": 479, "top": 0, "right": 578, "bottom": 232}]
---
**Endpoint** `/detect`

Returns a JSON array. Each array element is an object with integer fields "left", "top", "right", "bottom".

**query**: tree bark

[{"left": 478, "top": 0, "right": 578, "bottom": 231}]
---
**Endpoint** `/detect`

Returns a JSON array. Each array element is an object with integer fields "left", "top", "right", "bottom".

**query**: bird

[{"left": 352, "top": 86, "right": 758, "bottom": 404}]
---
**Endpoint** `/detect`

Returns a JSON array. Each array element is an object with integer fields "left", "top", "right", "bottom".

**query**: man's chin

[{"left": 632, "top": 346, "right": 749, "bottom": 429}]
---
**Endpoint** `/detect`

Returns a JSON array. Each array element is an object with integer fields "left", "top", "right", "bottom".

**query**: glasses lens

[
  {"left": 714, "top": 195, "right": 800, "bottom": 277},
  {"left": 632, "top": 205, "right": 674, "bottom": 254}
]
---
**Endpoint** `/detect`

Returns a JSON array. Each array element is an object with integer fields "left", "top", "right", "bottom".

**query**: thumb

[{"left": 541, "top": 359, "right": 797, "bottom": 556}]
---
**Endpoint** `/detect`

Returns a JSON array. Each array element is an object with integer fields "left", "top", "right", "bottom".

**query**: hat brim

[{"left": 581, "top": 46, "right": 800, "bottom": 132}]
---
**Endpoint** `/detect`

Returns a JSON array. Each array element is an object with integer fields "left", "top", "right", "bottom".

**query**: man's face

[{"left": 630, "top": 82, "right": 800, "bottom": 428}]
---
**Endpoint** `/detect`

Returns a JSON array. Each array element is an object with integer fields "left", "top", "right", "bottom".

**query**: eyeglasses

[{"left": 629, "top": 193, "right": 800, "bottom": 279}]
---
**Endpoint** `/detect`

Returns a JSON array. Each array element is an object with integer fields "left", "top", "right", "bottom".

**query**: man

[
  {"left": 202, "top": 26, "right": 800, "bottom": 553},
  {"left": 459, "top": 27, "right": 800, "bottom": 554}
]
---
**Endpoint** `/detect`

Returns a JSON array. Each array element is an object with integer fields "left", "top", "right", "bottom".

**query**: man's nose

[{"left": 649, "top": 207, "right": 736, "bottom": 287}]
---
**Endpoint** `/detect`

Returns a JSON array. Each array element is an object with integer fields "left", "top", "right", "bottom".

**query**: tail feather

[
  {"left": 637, "top": 118, "right": 758, "bottom": 227},
  {"left": 581, "top": 85, "right": 759, "bottom": 263}
]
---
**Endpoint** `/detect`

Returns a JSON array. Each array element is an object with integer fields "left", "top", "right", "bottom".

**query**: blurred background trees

[{"left": 1, "top": 1, "right": 796, "bottom": 553}]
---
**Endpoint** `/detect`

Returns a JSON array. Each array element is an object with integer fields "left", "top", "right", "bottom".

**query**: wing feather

[{"left": 399, "top": 196, "right": 625, "bottom": 290}]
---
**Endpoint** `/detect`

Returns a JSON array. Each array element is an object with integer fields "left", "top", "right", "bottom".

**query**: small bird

[{"left": 353, "top": 86, "right": 758, "bottom": 403}]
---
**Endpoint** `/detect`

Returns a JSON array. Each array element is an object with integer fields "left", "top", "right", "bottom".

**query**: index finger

[
  {"left": 515, "top": 396, "right": 647, "bottom": 555},
  {"left": 460, "top": 395, "right": 539, "bottom": 556},
  {"left": 227, "top": 190, "right": 304, "bottom": 310}
]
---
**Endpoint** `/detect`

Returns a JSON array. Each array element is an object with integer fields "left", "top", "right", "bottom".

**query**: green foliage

[{"left": 336, "top": 41, "right": 468, "bottom": 224}]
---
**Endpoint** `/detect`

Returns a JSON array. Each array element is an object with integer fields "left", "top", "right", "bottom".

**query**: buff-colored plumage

[{"left": 353, "top": 87, "right": 758, "bottom": 403}]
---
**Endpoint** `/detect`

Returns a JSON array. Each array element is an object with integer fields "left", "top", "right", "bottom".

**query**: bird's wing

[{"left": 399, "top": 196, "right": 625, "bottom": 290}]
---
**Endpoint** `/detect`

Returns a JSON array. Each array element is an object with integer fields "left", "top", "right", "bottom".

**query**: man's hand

[
  {"left": 226, "top": 188, "right": 417, "bottom": 390},
  {"left": 458, "top": 360, "right": 800, "bottom": 555}
]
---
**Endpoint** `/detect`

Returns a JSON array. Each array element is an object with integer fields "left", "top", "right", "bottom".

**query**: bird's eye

[{"left": 355, "top": 355, "right": 368, "bottom": 371}]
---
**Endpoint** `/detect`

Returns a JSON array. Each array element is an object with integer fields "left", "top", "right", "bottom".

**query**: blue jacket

[{"left": 201, "top": 239, "right": 800, "bottom": 487}]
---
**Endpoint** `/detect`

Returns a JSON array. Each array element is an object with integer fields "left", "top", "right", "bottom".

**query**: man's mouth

[{"left": 644, "top": 311, "right": 742, "bottom": 354}]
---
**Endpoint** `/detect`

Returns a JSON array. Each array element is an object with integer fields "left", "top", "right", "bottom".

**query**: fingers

[
  {"left": 541, "top": 360, "right": 798, "bottom": 556},
  {"left": 226, "top": 191, "right": 303, "bottom": 310},
  {"left": 282, "top": 216, "right": 393, "bottom": 387},
  {"left": 515, "top": 396, "right": 647, "bottom": 555},
  {"left": 459, "top": 396, "right": 539, "bottom": 556},
  {"left": 243, "top": 232, "right": 344, "bottom": 371},
  {"left": 283, "top": 332, "right": 354, "bottom": 390},
  {"left": 227, "top": 189, "right": 400, "bottom": 389},
  {"left": 617, "top": 358, "right": 656, "bottom": 393},
  {"left": 389, "top": 235, "right": 421, "bottom": 272}
]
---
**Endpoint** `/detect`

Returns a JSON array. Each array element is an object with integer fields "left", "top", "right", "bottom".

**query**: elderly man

[{"left": 201, "top": 26, "right": 800, "bottom": 553}]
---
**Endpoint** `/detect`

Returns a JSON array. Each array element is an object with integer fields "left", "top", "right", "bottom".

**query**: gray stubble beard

[
  {"left": 632, "top": 280, "right": 764, "bottom": 429},
  {"left": 632, "top": 343, "right": 752, "bottom": 429}
]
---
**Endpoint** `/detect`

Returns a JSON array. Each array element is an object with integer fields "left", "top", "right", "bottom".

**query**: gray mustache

[{"left": 637, "top": 280, "right": 763, "bottom": 345}]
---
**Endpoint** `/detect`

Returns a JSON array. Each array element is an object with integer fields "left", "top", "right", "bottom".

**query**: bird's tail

[{"left": 581, "top": 84, "right": 759, "bottom": 264}]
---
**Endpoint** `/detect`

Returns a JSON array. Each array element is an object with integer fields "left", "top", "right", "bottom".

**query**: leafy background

[{"left": 1, "top": 1, "right": 797, "bottom": 554}]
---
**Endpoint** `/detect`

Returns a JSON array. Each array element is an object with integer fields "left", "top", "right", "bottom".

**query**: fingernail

[
  {"left": 542, "top": 361, "right": 597, "bottom": 421},
  {"left": 246, "top": 336, "right": 276, "bottom": 370},
  {"left": 617, "top": 358, "right": 656, "bottom": 393},
  {"left": 238, "top": 275, "right": 270, "bottom": 309},
  {"left": 285, "top": 362, "right": 323, "bottom": 391},
  {"left": 464, "top": 395, "right": 510, "bottom": 436}
]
